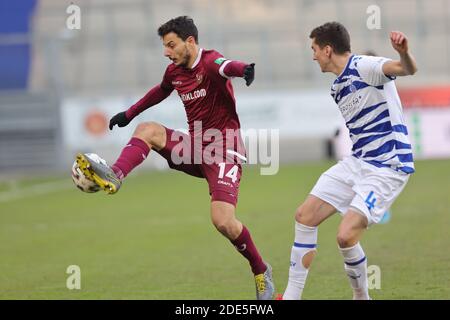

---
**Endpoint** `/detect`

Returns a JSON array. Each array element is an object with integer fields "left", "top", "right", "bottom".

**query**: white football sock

[
  {"left": 283, "top": 222, "right": 318, "bottom": 300},
  {"left": 339, "top": 242, "right": 370, "bottom": 300}
]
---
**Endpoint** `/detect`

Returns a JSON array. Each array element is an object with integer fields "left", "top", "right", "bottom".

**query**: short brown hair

[{"left": 309, "top": 22, "right": 351, "bottom": 54}]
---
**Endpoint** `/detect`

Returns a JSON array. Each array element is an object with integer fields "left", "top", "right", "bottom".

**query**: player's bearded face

[
  {"left": 178, "top": 44, "right": 191, "bottom": 67},
  {"left": 169, "top": 42, "right": 191, "bottom": 67},
  {"left": 163, "top": 33, "right": 193, "bottom": 68}
]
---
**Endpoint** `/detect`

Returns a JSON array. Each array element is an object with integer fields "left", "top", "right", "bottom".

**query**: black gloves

[
  {"left": 109, "top": 111, "right": 131, "bottom": 130},
  {"left": 243, "top": 63, "right": 255, "bottom": 86}
]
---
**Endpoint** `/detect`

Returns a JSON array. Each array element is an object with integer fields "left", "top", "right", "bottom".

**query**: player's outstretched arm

[
  {"left": 109, "top": 84, "right": 172, "bottom": 130},
  {"left": 382, "top": 31, "right": 418, "bottom": 77},
  {"left": 221, "top": 61, "right": 256, "bottom": 86}
]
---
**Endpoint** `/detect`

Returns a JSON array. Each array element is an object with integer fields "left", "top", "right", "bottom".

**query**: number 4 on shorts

[
  {"left": 365, "top": 191, "right": 377, "bottom": 210},
  {"left": 218, "top": 163, "right": 238, "bottom": 183}
]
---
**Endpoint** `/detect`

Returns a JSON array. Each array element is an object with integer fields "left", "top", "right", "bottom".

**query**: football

[{"left": 71, "top": 153, "right": 102, "bottom": 193}]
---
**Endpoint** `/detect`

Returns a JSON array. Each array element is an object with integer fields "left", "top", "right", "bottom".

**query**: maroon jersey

[{"left": 160, "top": 49, "right": 241, "bottom": 136}]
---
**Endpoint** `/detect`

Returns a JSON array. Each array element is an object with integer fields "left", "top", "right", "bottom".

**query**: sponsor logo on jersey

[
  {"left": 172, "top": 80, "right": 182, "bottom": 86},
  {"left": 339, "top": 95, "right": 362, "bottom": 118},
  {"left": 180, "top": 88, "right": 207, "bottom": 102}
]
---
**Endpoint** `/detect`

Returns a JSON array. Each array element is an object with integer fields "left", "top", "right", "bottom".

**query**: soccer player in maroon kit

[{"left": 75, "top": 16, "right": 275, "bottom": 300}]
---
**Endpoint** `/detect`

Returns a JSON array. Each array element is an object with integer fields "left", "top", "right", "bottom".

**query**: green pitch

[{"left": 0, "top": 159, "right": 449, "bottom": 299}]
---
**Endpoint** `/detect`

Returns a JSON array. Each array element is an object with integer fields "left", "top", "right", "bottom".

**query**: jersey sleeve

[
  {"left": 203, "top": 51, "right": 236, "bottom": 81},
  {"left": 205, "top": 51, "right": 248, "bottom": 82},
  {"left": 125, "top": 65, "right": 174, "bottom": 120},
  {"left": 356, "top": 55, "right": 396, "bottom": 86}
]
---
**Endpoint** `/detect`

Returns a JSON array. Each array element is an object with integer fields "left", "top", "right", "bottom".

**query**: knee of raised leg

[
  {"left": 135, "top": 122, "right": 160, "bottom": 140},
  {"left": 134, "top": 122, "right": 149, "bottom": 136},
  {"left": 295, "top": 205, "right": 315, "bottom": 226}
]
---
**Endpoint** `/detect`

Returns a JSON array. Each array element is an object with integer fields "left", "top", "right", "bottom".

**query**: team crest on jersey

[{"left": 196, "top": 74, "right": 204, "bottom": 84}]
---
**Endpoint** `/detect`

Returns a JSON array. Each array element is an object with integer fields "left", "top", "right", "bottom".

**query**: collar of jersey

[
  {"left": 334, "top": 54, "right": 355, "bottom": 83},
  {"left": 191, "top": 48, "right": 203, "bottom": 69}
]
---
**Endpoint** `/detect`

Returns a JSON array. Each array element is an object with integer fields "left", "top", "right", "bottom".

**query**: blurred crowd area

[{"left": 2, "top": 0, "right": 450, "bottom": 96}]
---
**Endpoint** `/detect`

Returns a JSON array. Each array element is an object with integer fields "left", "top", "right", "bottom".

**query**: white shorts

[{"left": 310, "top": 156, "right": 410, "bottom": 226}]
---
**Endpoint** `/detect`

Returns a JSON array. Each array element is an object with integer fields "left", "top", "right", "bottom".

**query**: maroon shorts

[{"left": 155, "top": 127, "right": 246, "bottom": 206}]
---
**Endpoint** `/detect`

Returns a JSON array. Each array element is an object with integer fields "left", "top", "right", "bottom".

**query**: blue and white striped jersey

[{"left": 331, "top": 54, "right": 414, "bottom": 174}]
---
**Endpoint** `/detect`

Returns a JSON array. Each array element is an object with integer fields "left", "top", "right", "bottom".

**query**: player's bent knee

[
  {"left": 213, "top": 221, "right": 228, "bottom": 235},
  {"left": 295, "top": 204, "right": 316, "bottom": 227},
  {"left": 133, "top": 122, "right": 165, "bottom": 147},
  {"left": 212, "top": 219, "right": 236, "bottom": 238},
  {"left": 210, "top": 199, "right": 240, "bottom": 239},
  {"left": 336, "top": 232, "right": 356, "bottom": 248},
  {"left": 134, "top": 121, "right": 162, "bottom": 137}
]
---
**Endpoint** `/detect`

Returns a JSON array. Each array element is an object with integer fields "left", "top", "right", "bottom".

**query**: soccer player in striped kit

[{"left": 280, "top": 22, "right": 417, "bottom": 300}]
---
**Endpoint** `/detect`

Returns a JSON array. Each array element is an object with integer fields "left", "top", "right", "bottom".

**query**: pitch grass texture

[{"left": 0, "top": 159, "right": 449, "bottom": 299}]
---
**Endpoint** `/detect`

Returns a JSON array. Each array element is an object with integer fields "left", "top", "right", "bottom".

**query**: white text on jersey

[{"left": 180, "top": 89, "right": 207, "bottom": 102}]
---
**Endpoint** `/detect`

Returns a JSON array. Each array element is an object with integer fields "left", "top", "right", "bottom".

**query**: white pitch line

[{"left": 0, "top": 180, "right": 72, "bottom": 203}]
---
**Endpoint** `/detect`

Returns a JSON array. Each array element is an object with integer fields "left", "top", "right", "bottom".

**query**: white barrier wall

[
  {"left": 333, "top": 108, "right": 450, "bottom": 161},
  {"left": 61, "top": 89, "right": 450, "bottom": 167},
  {"left": 61, "top": 90, "right": 342, "bottom": 148},
  {"left": 406, "top": 108, "right": 450, "bottom": 159}
]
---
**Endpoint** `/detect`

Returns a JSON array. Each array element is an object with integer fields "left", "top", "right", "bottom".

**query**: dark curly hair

[
  {"left": 309, "top": 22, "right": 351, "bottom": 54},
  {"left": 157, "top": 16, "right": 198, "bottom": 43}
]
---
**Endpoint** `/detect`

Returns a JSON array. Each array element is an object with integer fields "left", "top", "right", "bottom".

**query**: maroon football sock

[
  {"left": 112, "top": 137, "right": 150, "bottom": 179},
  {"left": 231, "top": 225, "right": 267, "bottom": 275}
]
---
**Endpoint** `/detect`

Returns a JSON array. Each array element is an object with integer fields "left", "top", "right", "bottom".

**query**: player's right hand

[
  {"left": 109, "top": 111, "right": 131, "bottom": 130},
  {"left": 243, "top": 63, "right": 255, "bottom": 86}
]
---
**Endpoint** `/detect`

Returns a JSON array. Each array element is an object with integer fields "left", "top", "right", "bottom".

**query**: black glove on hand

[
  {"left": 109, "top": 111, "right": 131, "bottom": 130},
  {"left": 243, "top": 63, "right": 255, "bottom": 86}
]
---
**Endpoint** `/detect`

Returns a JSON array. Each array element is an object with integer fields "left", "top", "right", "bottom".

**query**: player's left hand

[
  {"left": 390, "top": 31, "right": 409, "bottom": 54},
  {"left": 243, "top": 63, "right": 255, "bottom": 86}
]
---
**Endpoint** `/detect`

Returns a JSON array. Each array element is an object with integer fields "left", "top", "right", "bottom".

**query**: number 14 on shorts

[{"left": 218, "top": 163, "right": 239, "bottom": 183}]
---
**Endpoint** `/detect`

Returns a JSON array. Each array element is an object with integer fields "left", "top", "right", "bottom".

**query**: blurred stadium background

[{"left": 0, "top": 0, "right": 449, "bottom": 299}]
